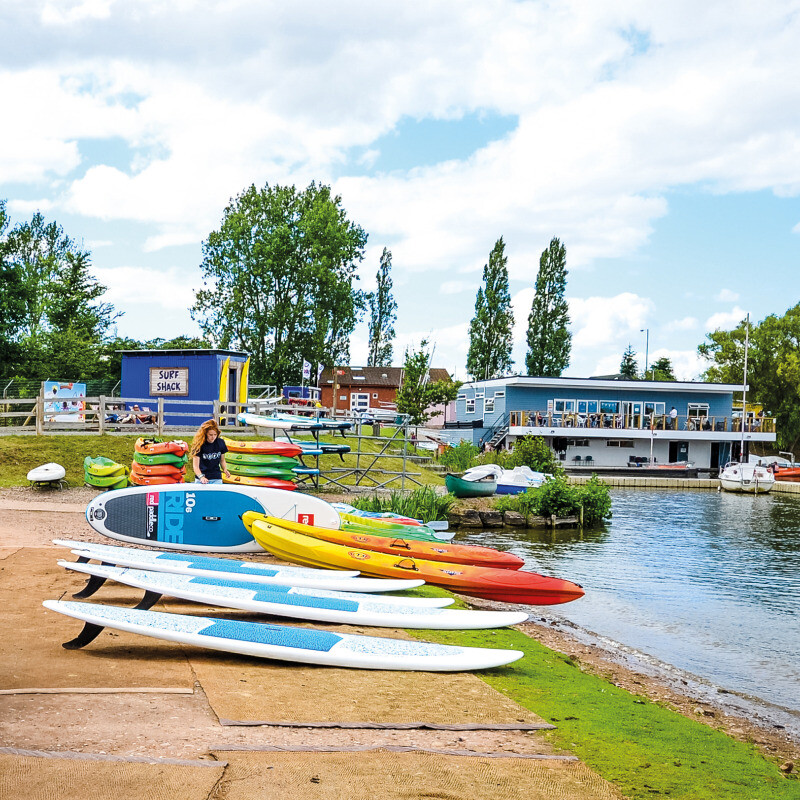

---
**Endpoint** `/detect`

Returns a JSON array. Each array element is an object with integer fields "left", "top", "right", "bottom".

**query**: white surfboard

[
  {"left": 43, "top": 601, "right": 525, "bottom": 671},
  {"left": 53, "top": 539, "right": 426, "bottom": 593},
  {"left": 84, "top": 483, "right": 341, "bottom": 553},
  {"left": 60, "top": 562, "right": 522, "bottom": 628}
]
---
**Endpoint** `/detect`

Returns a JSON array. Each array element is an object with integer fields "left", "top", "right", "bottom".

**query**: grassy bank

[
  {"left": 0, "top": 433, "right": 445, "bottom": 489},
  {"left": 405, "top": 587, "right": 798, "bottom": 800}
]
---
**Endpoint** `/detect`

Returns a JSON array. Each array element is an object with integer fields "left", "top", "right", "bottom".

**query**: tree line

[{"left": 2, "top": 187, "right": 798, "bottom": 446}]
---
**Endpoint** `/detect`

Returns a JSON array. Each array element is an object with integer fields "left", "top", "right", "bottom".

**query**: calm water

[{"left": 460, "top": 489, "right": 800, "bottom": 725}]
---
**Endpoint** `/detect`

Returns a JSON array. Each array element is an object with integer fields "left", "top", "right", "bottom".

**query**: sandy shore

[{"left": 1, "top": 485, "right": 797, "bottom": 767}]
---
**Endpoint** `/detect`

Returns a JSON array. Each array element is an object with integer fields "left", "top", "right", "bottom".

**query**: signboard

[
  {"left": 150, "top": 367, "right": 189, "bottom": 396},
  {"left": 44, "top": 381, "right": 86, "bottom": 422}
]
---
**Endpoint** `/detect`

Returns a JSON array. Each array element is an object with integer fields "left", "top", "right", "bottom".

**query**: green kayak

[
  {"left": 226, "top": 452, "right": 300, "bottom": 467},
  {"left": 84, "top": 455, "right": 127, "bottom": 477},
  {"left": 445, "top": 473, "right": 497, "bottom": 498},
  {"left": 133, "top": 451, "right": 188, "bottom": 466}
]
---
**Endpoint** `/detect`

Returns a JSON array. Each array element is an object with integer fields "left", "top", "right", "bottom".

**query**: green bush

[
  {"left": 491, "top": 474, "right": 612, "bottom": 527},
  {"left": 575, "top": 474, "right": 613, "bottom": 525},
  {"left": 438, "top": 441, "right": 480, "bottom": 472},
  {"left": 505, "top": 435, "right": 563, "bottom": 475}
]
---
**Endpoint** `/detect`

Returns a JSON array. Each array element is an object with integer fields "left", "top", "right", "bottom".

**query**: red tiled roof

[{"left": 320, "top": 366, "right": 452, "bottom": 388}]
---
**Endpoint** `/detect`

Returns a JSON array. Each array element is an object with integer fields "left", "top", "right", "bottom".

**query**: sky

[{"left": 2, "top": 0, "right": 799, "bottom": 382}]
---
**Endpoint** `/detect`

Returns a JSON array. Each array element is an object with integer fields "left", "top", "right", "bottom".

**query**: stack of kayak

[
  {"left": 130, "top": 438, "right": 188, "bottom": 485},
  {"left": 84, "top": 456, "right": 128, "bottom": 490},
  {"left": 223, "top": 438, "right": 320, "bottom": 490},
  {"left": 245, "top": 512, "right": 584, "bottom": 605}
]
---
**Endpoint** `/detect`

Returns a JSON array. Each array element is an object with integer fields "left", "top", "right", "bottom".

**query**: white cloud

[
  {"left": 715, "top": 288, "right": 740, "bottom": 302},
  {"left": 705, "top": 306, "right": 748, "bottom": 331},
  {"left": 664, "top": 316, "right": 698, "bottom": 332},
  {"left": 95, "top": 264, "right": 196, "bottom": 311}
]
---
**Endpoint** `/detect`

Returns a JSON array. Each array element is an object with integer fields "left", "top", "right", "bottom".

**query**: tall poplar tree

[
  {"left": 466, "top": 237, "right": 514, "bottom": 380},
  {"left": 366, "top": 247, "right": 397, "bottom": 367},
  {"left": 525, "top": 237, "right": 571, "bottom": 376}
]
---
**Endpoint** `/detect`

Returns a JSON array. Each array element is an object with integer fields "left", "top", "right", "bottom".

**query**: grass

[{"left": 401, "top": 590, "right": 800, "bottom": 800}]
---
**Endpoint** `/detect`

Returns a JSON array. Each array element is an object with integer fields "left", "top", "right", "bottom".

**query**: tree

[
  {"left": 466, "top": 237, "right": 514, "bottom": 380},
  {"left": 0, "top": 201, "right": 27, "bottom": 377},
  {"left": 649, "top": 356, "right": 676, "bottom": 381},
  {"left": 366, "top": 247, "right": 397, "bottom": 367},
  {"left": 192, "top": 182, "right": 367, "bottom": 388},
  {"left": 619, "top": 345, "right": 638, "bottom": 379},
  {"left": 525, "top": 237, "right": 571, "bottom": 376},
  {"left": 395, "top": 339, "right": 459, "bottom": 426},
  {"left": 698, "top": 304, "right": 800, "bottom": 451},
  {"left": 1, "top": 205, "right": 119, "bottom": 379}
]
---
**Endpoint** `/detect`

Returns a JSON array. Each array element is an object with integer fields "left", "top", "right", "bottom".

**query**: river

[{"left": 459, "top": 488, "right": 800, "bottom": 733}]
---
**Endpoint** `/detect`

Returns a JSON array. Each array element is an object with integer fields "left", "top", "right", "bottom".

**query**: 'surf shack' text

[{"left": 149, "top": 367, "right": 189, "bottom": 396}]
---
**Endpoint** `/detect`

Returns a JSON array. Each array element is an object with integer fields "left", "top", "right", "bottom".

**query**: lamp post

[{"left": 640, "top": 328, "right": 649, "bottom": 379}]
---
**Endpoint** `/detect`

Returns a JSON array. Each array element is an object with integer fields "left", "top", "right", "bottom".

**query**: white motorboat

[
  {"left": 719, "top": 462, "right": 775, "bottom": 494},
  {"left": 463, "top": 464, "right": 548, "bottom": 495}
]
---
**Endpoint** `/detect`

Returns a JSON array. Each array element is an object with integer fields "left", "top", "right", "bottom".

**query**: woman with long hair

[{"left": 191, "top": 419, "right": 231, "bottom": 484}]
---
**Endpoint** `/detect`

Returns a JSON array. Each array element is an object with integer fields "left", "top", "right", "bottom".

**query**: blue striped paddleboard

[
  {"left": 43, "top": 601, "right": 524, "bottom": 671},
  {"left": 60, "top": 561, "right": 525, "bottom": 628},
  {"left": 53, "top": 539, "right": 427, "bottom": 593},
  {"left": 84, "top": 483, "right": 341, "bottom": 553}
]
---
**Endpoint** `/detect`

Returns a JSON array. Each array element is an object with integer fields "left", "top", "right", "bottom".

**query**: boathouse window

[
  {"left": 600, "top": 401, "right": 620, "bottom": 414},
  {"left": 687, "top": 403, "right": 709, "bottom": 418},
  {"left": 475, "top": 390, "right": 485, "bottom": 399},
  {"left": 577, "top": 400, "right": 599, "bottom": 414},
  {"left": 644, "top": 402, "right": 665, "bottom": 417},
  {"left": 466, "top": 398, "right": 475, "bottom": 414},
  {"left": 457, "top": 394, "right": 466, "bottom": 400},
  {"left": 567, "top": 439, "right": 590, "bottom": 447},
  {"left": 606, "top": 440, "right": 634, "bottom": 447},
  {"left": 494, "top": 391, "right": 505, "bottom": 398},
  {"left": 484, "top": 398, "right": 495, "bottom": 413},
  {"left": 554, "top": 399, "right": 575, "bottom": 413}
]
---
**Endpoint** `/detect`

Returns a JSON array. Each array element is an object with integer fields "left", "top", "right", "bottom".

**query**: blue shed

[{"left": 120, "top": 349, "right": 250, "bottom": 427}]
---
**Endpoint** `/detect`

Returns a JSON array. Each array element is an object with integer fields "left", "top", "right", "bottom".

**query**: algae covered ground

[{"left": 404, "top": 586, "right": 800, "bottom": 800}]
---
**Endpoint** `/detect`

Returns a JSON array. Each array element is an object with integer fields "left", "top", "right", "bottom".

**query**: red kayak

[
  {"left": 129, "top": 472, "right": 184, "bottom": 486},
  {"left": 134, "top": 438, "right": 189, "bottom": 456},
  {"left": 222, "top": 474, "right": 297, "bottom": 491},
  {"left": 130, "top": 461, "right": 186, "bottom": 478},
  {"left": 774, "top": 466, "right": 800, "bottom": 481},
  {"left": 223, "top": 438, "right": 304, "bottom": 458}
]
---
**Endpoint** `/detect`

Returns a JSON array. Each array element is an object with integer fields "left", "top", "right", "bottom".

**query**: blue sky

[{"left": 2, "top": 0, "right": 799, "bottom": 382}]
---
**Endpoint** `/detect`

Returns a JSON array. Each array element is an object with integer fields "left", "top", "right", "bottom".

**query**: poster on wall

[{"left": 44, "top": 382, "right": 86, "bottom": 422}]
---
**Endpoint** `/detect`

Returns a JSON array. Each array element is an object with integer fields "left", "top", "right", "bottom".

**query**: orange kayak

[
  {"left": 129, "top": 472, "right": 185, "bottom": 486},
  {"left": 134, "top": 438, "right": 189, "bottom": 456},
  {"left": 130, "top": 461, "right": 187, "bottom": 478},
  {"left": 223, "top": 438, "right": 304, "bottom": 458},
  {"left": 242, "top": 512, "right": 523, "bottom": 569},
  {"left": 251, "top": 518, "right": 584, "bottom": 606},
  {"left": 223, "top": 474, "right": 297, "bottom": 491}
]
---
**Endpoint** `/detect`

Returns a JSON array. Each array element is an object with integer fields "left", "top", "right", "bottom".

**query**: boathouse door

[{"left": 669, "top": 441, "right": 689, "bottom": 463}]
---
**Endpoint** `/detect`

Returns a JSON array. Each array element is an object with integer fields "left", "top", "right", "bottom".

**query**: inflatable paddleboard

[
  {"left": 84, "top": 483, "right": 341, "bottom": 552},
  {"left": 60, "top": 562, "right": 522, "bottom": 628},
  {"left": 223, "top": 474, "right": 297, "bottom": 491},
  {"left": 223, "top": 439, "right": 304, "bottom": 457},
  {"left": 53, "top": 539, "right": 426, "bottom": 593},
  {"left": 43, "top": 601, "right": 524, "bottom": 670},
  {"left": 27, "top": 463, "right": 66, "bottom": 483}
]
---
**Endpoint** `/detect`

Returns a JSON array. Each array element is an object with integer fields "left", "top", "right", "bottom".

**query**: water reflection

[{"left": 459, "top": 489, "right": 800, "bottom": 713}]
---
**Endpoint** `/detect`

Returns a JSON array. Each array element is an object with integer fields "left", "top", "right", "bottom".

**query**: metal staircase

[{"left": 482, "top": 413, "right": 510, "bottom": 450}]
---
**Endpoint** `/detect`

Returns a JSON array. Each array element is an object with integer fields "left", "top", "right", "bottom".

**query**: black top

[{"left": 197, "top": 438, "right": 228, "bottom": 480}]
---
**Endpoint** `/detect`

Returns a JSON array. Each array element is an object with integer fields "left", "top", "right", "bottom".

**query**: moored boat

[
  {"left": 719, "top": 462, "right": 775, "bottom": 494},
  {"left": 445, "top": 473, "right": 497, "bottom": 498}
]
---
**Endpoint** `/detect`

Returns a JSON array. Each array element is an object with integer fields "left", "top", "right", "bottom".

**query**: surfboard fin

[
  {"left": 62, "top": 622, "right": 105, "bottom": 649},
  {"left": 134, "top": 590, "right": 162, "bottom": 611},
  {"left": 72, "top": 573, "right": 107, "bottom": 599}
]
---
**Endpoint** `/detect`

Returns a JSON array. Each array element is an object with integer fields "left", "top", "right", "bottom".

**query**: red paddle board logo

[
  {"left": 145, "top": 492, "right": 159, "bottom": 538},
  {"left": 298, "top": 513, "right": 315, "bottom": 525}
]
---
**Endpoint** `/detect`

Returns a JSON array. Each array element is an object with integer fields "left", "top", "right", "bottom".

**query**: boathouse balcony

[{"left": 508, "top": 410, "right": 776, "bottom": 437}]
